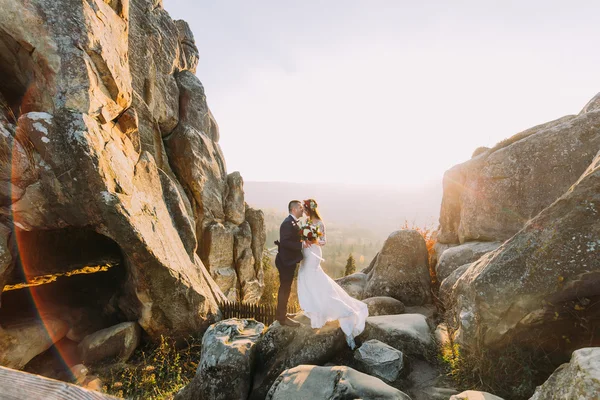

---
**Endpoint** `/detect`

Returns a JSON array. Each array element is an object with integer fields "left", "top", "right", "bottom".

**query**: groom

[{"left": 274, "top": 200, "right": 306, "bottom": 327}]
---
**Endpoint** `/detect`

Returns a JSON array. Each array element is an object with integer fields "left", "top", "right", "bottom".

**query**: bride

[{"left": 296, "top": 198, "right": 369, "bottom": 349}]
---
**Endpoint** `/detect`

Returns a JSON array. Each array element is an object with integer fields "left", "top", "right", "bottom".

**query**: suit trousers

[{"left": 276, "top": 263, "right": 297, "bottom": 321}]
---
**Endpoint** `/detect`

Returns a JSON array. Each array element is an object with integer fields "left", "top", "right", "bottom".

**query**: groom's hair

[{"left": 288, "top": 200, "right": 301, "bottom": 212}]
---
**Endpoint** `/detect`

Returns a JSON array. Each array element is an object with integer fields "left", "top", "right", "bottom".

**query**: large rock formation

[
  {"left": 447, "top": 143, "right": 600, "bottom": 353},
  {"left": 529, "top": 347, "right": 600, "bottom": 400},
  {"left": 363, "top": 230, "right": 431, "bottom": 306},
  {"left": 437, "top": 94, "right": 600, "bottom": 245},
  {"left": 0, "top": 0, "right": 265, "bottom": 370}
]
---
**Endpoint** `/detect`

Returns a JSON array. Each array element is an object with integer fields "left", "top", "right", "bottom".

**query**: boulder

[
  {"left": 437, "top": 95, "right": 600, "bottom": 244},
  {"left": 266, "top": 365, "right": 411, "bottom": 400},
  {"left": 449, "top": 148, "right": 600, "bottom": 351},
  {"left": 364, "top": 230, "right": 431, "bottom": 306},
  {"left": 353, "top": 339, "right": 407, "bottom": 383},
  {"left": 202, "top": 222, "right": 238, "bottom": 301},
  {"left": 0, "top": 317, "right": 68, "bottom": 369},
  {"left": 530, "top": 347, "right": 600, "bottom": 400},
  {"left": 233, "top": 222, "right": 260, "bottom": 303},
  {"left": 436, "top": 241, "right": 501, "bottom": 282},
  {"left": 359, "top": 314, "right": 435, "bottom": 361},
  {"left": 176, "top": 319, "right": 264, "bottom": 400},
  {"left": 450, "top": 391, "right": 505, "bottom": 400},
  {"left": 249, "top": 317, "right": 347, "bottom": 400},
  {"left": 174, "top": 20, "right": 200, "bottom": 73},
  {"left": 225, "top": 172, "right": 245, "bottom": 225},
  {"left": 362, "top": 296, "right": 405, "bottom": 316},
  {"left": 335, "top": 272, "right": 367, "bottom": 300},
  {"left": 245, "top": 205, "right": 266, "bottom": 301},
  {"left": 78, "top": 322, "right": 141, "bottom": 364}
]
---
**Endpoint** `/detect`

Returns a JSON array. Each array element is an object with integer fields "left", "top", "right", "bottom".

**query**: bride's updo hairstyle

[{"left": 303, "top": 198, "right": 322, "bottom": 221}]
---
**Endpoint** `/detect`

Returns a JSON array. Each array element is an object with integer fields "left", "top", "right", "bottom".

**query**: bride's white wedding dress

[{"left": 297, "top": 220, "right": 369, "bottom": 349}]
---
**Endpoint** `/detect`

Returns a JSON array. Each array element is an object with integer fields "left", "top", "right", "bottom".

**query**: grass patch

[{"left": 93, "top": 335, "right": 202, "bottom": 400}]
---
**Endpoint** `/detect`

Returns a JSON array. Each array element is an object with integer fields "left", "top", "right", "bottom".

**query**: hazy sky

[{"left": 165, "top": 1, "right": 600, "bottom": 188}]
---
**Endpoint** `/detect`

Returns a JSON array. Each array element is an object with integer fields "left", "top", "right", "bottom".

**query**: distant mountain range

[{"left": 244, "top": 181, "right": 443, "bottom": 240}]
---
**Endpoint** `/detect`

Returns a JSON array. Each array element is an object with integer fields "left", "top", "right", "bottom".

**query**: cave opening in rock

[
  {"left": 0, "top": 27, "right": 36, "bottom": 120},
  {"left": 0, "top": 227, "right": 130, "bottom": 375}
]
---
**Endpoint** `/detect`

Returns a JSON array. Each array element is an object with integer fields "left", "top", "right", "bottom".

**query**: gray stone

[
  {"left": 78, "top": 322, "right": 141, "bottom": 364},
  {"left": 176, "top": 319, "right": 264, "bottom": 400},
  {"left": 359, "top": 314, "right": 435, "bottom": 361},
  {"left": 362, "top": 296, "right": 405, "bottom": 316},
  {"left": 266, "top": 365, "right": 411, "bottom": 400},
  {"left": 529, "top": 347, "right": 600, "bottom": 400},
  {"left": 354, "top": 339, "right": 406, "bottom": 383}
]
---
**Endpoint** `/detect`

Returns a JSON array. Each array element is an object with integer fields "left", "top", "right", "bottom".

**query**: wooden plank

[{"left": 0, "top": 366, "right": 117, "bottom": 400}]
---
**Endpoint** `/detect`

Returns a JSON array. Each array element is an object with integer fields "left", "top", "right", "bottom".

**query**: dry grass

[{"left": 93, "top": 335, "right": 202, "bottom": 400}]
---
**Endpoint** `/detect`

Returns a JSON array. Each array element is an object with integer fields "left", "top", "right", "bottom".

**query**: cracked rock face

[{"left": 0, "top": 0, "right": 265, "bottom": 349}]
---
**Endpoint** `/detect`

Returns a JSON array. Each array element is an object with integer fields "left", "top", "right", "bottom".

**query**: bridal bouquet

[{"left": 298, "top": 220, "right": 323, "bottom": 242}]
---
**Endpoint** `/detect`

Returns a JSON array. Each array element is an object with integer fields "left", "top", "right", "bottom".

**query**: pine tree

[{"left": 344, "top": 253, "right": 356, "bottom": 276}]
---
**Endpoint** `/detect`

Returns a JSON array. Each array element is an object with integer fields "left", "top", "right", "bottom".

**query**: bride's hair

[{"left": 303, "top": 198, "right": 322, "bottom": 220}]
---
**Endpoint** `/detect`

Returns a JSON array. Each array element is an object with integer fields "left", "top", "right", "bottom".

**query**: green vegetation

[
  {"left": 93, "top": 335, "right": 202, "bottom": 400},
  {"left": 344, "top": 254, "right": 356, "bottom": 276}
]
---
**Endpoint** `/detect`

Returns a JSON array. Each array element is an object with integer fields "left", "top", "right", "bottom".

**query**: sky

[{"left": 164, "top": 0, "right": 600, "bottom": 188}]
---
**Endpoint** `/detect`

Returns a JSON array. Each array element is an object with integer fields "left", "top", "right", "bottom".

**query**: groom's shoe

[{"left": 278, "top": 317, "right": 300, "bottom": 327}]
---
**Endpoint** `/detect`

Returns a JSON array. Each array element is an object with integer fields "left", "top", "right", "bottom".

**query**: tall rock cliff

[{"left": 0, "top": 0, "right": 265, "bottom": 353}]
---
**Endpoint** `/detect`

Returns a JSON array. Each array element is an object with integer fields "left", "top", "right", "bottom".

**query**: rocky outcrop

[
  {"left": 363, "top": 230, "right": 431, "bottom": 306},
  {"left": 437, "top": 94, "right": 600, "bottom": 244},
  {"left": 353, "top": 339, "right": 406, "bottom": 383},
  {"left": 436, "top": 241, "right": 501, "bottom": 282},
  {"left": 78, "top": 322, "right": 141, "bottom": 364},
  {"left": 0, "top": 0, "right": 265, "bottom": 352},
  {"left": 529, "top": 347, "right": 600, "bottom": 400},
  {"left": 266, "top": 365, "right": 411, "bottom": 400},
  {"left": 362, "top": 296, "right": 405, "bottom": 316},
  {"left": 249, "top": 316, "right": 347, "bottom": 400},
  {"left": 176, "top": 319, "right": 264, "bottom": 400},
  {"left": 448, "top": 147, "right": 600, "bottom": 352}
]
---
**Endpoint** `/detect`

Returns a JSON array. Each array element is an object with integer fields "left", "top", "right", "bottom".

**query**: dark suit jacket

[{"left": 275, "top": 215, "right": 303, "bottom": 269}]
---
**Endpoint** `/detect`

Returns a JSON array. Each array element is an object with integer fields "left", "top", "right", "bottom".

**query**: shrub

[
  {"left": 94, "top": 335, "right": 202, "bottom": 399},
  {"left": 344, "top": 254, "right": 356, "bottom": 276}
]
